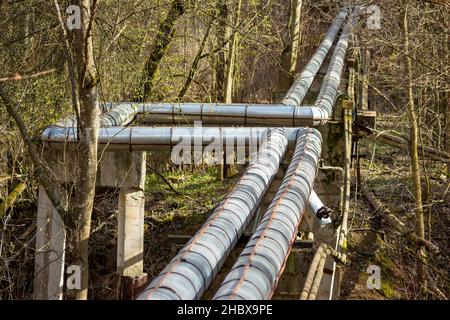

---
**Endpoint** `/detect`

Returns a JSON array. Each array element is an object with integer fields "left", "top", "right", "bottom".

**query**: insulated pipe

[
  {"left": 41, "top": 126, "right": 300, "bottom": 151},
  {"left": 282, "top": 9, "right": 348, "bottom": 106},
  {"left": 137, "top": 129, "right": 289, "bottom": 300},
  {"left": 212, "top": 128, "right": 322, "bottom": 300},
  {"left": 304, "top": 11, "right": 355, "bottom": 126},
  {"left": 50, "top": 102, "right": 326, "bottom": 128},
  {"left": 55, "top": 103, "right": 139, "bottom": 127},
  {"left": 300, "top": 243, "right": 346, "bottom": 300},
  {"left": 138, "top": 103, "right": 325, "bottom": 127},
  {"left": 308, "top": 190, "right": 325, "bottom": 216},
  {"left": 308, "top": 190, "right": 333, "bottom": 226}
]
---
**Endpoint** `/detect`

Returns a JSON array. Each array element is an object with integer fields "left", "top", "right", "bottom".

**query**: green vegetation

[{"left": 144, "top": 167, "right": 238, "bottom": 225}]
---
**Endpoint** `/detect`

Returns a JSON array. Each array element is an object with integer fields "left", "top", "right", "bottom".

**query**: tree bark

[
  {"left": 134, "top": 0, "right": 185, "bottom": 102},
  {"left": 71, "top": 0, "right": 101, "bottom": 300},
  {"left": 288, "top": 0, "right": 302, "bottom": 78},
  {"left": 214, "top": 0, "right": 228, "bottom": 102},
  {"left": 224, "top": 0, "right": 242, "bottom": 103},
  {"left": 445, "top": 9, "right": 450, "bottom": 178},
  {"left": 276, "top": 0, "right": 302, "bottom": 99},
  {"left": 177, "top": 18, "right": 214, "bottom": 100},
  {"left": 402, "top": 1, "right": 427, "bottom": 295},
  {"left": 360, "top": 48, "right": 370, "bottom": 111},
  {"left": 362, "top": 188, "right": 439, "bottom": 253}
]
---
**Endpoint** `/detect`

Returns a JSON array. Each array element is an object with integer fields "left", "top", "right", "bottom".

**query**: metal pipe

[
  {"left": 41, "top": 126, "right": 301, "bottom": 152},
  {"left": 110, "top": 13, "right": 352, "bottom": 129},
  {"left": 300, "top": 243, "right": 346, "bottom": 300},
  {"left": 308, "top": 190, "right": 333, "bottom": 226},
  {"left": 137, "top": 129, "right": 289, "bottom": 300},
  {"left": 212, "top": 128, "right": 322, "bottom": 300},
  {"left": 37, "top": 7, "right": 359, "bottom": 302},
  {"left": 307, "top": 254, "right": 327, "bottom": 300},
  {"left": 282, "top": 9, "right": 348, "bottom": 106},
  {"left": 307, "top": 11, "right": 355, "bottom": 126},
  {"left": 54, "top": 102, "right": 139, "bottom": 127},
  {"left": 137, "top": 103, "right": 325, "bottom": 127}
]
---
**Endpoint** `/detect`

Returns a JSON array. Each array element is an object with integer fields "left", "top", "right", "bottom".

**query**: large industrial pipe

[
  {"left": 212, "top": 128, "right": 322, "bottom": 300},
  {"left": 137, "top": 129, "right": 289, "bottom": 300},
  {"left": 55, "top": 103, "right": 139, "bottom": 127},
  {"left": 38, "top": 7, "right": 356, "bottom": 302},
  {"left": 41, "top": 126, "right": 300, "bottom": 152},
  {"left": 308, "top": 10, "right": 355, "bottom": 126},
  {"left": 282, "top": 9, "right": 348, "bottom": 106}
]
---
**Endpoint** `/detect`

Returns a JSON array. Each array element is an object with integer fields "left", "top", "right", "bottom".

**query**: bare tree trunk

[
  {"left": 224, "top": 0, "right": 242, "bottom": 103},
  {"left": 218, "top": 0, "right": 242, "bottom": 180},
  {"left": 288, "top": 0, "right": 302, "bottom": 79},
  {"left": 360, "top": 48, "right": 370, "bottom": 111},
  {"left": 71, "top": 0, "right": 101, "bottom": 300},
  {"left": 177, "top": 19, "right": 214, "bottom": 100},
  {"left": 215, "top": 0, "right": 228, "bottom": 180},
  {"left": 276, "top": 0, "right": 302, "bottom": 99},
  {"left": 135, "top": 0, "right": 185, "bottom": 102},
  {"left": 214, "top": 0, "right": 228, "bottom": 102},
  {"left": 445, "top": 10, "right": 450, "bottom": 179},
  {"left": 402, "top": 1, "right": 426, "bottom": 295}
]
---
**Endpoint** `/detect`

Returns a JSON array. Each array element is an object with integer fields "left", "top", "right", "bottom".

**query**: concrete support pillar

[
  {"left": 34, "top": 185, "right": 66, "bottom": 300},
  {"left": 98, "top": 151, "right": 147, "bottom": 299},
  {"left": 117, "top": 187, "right": 145, "bottom": 276},
  {"left": 33, "top": 148, "right": 147, "bottom": 299}
]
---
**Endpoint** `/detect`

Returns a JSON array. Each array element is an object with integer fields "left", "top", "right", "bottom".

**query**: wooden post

[{"left": 360, "top": 48, "right": 370, "bottom": 111}]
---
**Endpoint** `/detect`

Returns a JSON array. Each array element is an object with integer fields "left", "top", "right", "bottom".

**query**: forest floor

[{"left": 340, "top": 115, "right": 450, "bottom": 300}]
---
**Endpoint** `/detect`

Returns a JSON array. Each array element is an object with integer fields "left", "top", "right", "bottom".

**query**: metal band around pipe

[
  {"left": 137, "top": 128, "right": 289, "bottom": 300},
  {"left": 282, "top": 9, "right": 348, "bottom": 106},
  {"left": 213, "top": 128, "right": 322, "bottom": 300}
]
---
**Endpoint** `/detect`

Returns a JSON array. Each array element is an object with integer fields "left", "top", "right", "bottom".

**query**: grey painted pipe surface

[
  {"left": 139, "top": 103, "right": 326, "bottom": 127},
  {"left": 310, "top": 11, "right": 356, "bottom": 126},
  {"left": 136, "top": 129, "right": 289, "bottom": 300},
  {"left": 213, "top": 128, "right": 322, "bottom": 300},
  {"left": 51, "top": 102, "right": 326, "bottom": 128},
  {"left": 282, "top": 9, "right": 348, "bottom": 106},
  {"left": 41, "top": 126, "right": 301, "bottom": 151},
  {"left": 55, "top": 103, "right": 139, "bottom": 127}
]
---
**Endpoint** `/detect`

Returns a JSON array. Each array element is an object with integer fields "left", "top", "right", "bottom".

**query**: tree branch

[
  {"left": 0, "top": 69, "right": 58, "bottom": 83},
  {"left": 0, "top": 84, "right": 67, "bottom": 216}
]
